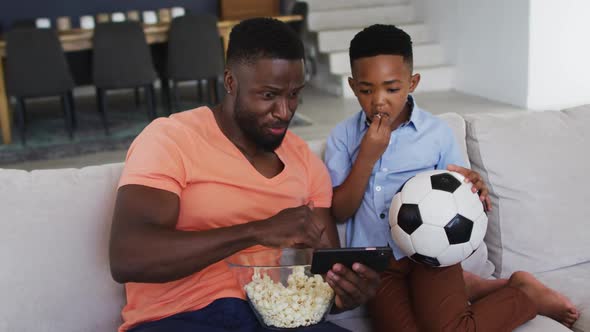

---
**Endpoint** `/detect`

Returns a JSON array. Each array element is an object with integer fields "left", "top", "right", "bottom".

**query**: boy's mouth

[{"left": 366, "top": 112, "right": 390, "bottom": 123}]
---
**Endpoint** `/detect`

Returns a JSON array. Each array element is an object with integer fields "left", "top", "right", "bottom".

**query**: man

[{"left": 109, "top": 18, "right": 379, "bottom": 332}]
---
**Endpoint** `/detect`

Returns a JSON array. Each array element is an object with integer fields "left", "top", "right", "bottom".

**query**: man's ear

[
  {"left": 409, "top": 73, "right": 421, "bottom": 93},
  {"left": 223, "top": 68, "right": 235, "bottom": 95}
]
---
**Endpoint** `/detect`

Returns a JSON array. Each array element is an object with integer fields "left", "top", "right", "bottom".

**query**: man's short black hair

[
  {"left": 349, "top": 24, "right": 413, "bottom": 70},
  {"left": 226, "top": 17, "right": 304, "bottom": 66}
]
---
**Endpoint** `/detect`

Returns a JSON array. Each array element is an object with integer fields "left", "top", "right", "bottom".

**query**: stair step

[
  {"left": 304, "top": 0, "right": 407, "bottom": 12},
  {"left": 326, "top": 43, "right": 447, "bottom": 75},
  {"left": 308, "top": 57, "right": 344, "bottom": 96},
  {"left": 413, "top": 65, "right": 454, "bottom": 93},
  {"left": 317, "top": 23, "right": 432, "bottom": 53},
  {"left": 307, "top": 4, "right": 415, "bottom": 31}
]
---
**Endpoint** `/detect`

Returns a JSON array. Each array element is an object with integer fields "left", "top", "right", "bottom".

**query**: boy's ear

[{"left": 409, "top": 73, "right": 421, "bottom": 93}]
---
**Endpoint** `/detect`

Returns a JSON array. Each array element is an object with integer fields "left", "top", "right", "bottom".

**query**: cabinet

[{"left": 219, "top": 0, "right": 280, "bottom": 20}]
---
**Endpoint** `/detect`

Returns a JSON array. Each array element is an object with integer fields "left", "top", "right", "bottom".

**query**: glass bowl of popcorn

[{"left": 226, "top": 247, "right": 335, "bottom": 330}]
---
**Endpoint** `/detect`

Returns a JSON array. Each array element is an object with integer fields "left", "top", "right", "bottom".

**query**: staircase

[{"left": 304, "top": 0, "right": 454, "bottom": 98}]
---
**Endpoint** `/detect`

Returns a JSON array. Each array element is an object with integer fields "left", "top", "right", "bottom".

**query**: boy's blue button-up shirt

[{"left": 325, "top": 97, "right": 466, "bottom": 259}]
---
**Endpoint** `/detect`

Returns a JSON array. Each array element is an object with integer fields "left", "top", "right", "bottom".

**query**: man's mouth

[{"left": 267, "top": 126, "right": 287, "bottom": 136}]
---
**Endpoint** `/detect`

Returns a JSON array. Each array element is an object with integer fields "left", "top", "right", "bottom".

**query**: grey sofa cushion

[
  {"left": 0, "top": 164, "right": 125, "bottom": 332},
  {"left": 515, "top": 315, "right": 572, "bottom": 332},
  {"left": 534, "top": 262, "right": 590, "bottom": 332},
  {"left": 465, "top": 108, "right": 590, "bottom": 278}
]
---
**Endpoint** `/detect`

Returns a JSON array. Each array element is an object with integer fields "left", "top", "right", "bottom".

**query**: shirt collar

[{"left": 358, "top": 95, "right": 423, "bottom": 133}]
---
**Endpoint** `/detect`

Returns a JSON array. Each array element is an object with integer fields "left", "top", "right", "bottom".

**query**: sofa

[{"left": 1, "top": 105, "right": 588, "bottom": 332}]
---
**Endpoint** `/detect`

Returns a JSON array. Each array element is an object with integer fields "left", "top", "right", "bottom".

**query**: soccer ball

[{"left": 389, "top": 170, "right": 488, "bottom": 267}]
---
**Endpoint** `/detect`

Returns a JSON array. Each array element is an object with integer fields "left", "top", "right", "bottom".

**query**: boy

[{"left": 325, "top": 24, "right": 579, "bottom": 331}]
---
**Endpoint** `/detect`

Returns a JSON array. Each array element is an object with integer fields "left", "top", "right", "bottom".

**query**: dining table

[{"left": 0, "top": 14, "right": 302, "bottom": 145}]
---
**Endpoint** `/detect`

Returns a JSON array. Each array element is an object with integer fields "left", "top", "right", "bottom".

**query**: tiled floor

[{"left": 2, "top": 87, "right": 526, "bottom": 171}]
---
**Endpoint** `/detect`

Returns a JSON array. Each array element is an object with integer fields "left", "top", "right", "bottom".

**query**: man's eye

[
  {"left": 360, "top": 89, "right": 371, "bottom": 94},
  {"left": 289, "top": 91, "right": 300, "bottom": 99},
  {"left": 263, "top": 92, "right": 275, "bottom": 99}
]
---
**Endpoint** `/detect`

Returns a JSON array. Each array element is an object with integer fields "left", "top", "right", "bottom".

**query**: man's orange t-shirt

[{"left": 117, "top": 107, "right": 333, "bottom": 331}]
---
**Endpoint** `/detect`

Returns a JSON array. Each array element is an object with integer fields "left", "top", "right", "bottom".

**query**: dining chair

[
  {"left": 164, "top": 14, "right": 224, "bottom": 112},
  {"left": 5, "top": 27, "right": 76, "bottom": 143},
  {"left": 92, "top": 22, "right": 159, "bottom": 134}
]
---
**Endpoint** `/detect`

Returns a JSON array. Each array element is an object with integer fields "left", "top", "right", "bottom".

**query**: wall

[
  {"left": 527, "top": 0, "right": 590, "bottom": 110},
  {"left": 413, "top": 0, "right": 459, "bottom": 65},
  {"left": 416, "top": 0, "right": 531, "bottom": 108},
  {"left": 417, "top": 0, "right": 590, "bottom": 110},
  {"left": 453, "top": 0, "right": 530, "bottom": 108}
]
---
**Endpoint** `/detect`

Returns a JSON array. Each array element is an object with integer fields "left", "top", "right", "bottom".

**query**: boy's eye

[
  {"left": 387, "top": 88, "right": 400, "bottom": 93},
  {"left": 359, "top": 89, "right": 371, "bottom": 94}
]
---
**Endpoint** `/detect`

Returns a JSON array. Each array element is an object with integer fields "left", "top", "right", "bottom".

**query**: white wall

[
  {"left": 413, "top": 0, "right": 459, "bottom": 62},
  {"left": 417, "top": 0, "right": 531, "bottom": 107},
  {"left": 454, "top": 0, "right": 530, "bottom": 108},
  {"left": 417, "top": 0, "right": 590, "bottom": 110},
  {"left": 527, "top": 0, "right": 590, "bottom": 110}
]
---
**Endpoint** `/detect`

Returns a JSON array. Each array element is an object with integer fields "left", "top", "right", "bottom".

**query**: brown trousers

[{"left": 368, "top": 257, "right": 537, "bottom": 332}]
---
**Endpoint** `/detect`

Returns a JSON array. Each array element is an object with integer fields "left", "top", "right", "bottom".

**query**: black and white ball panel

[
  {"left": 410, "top": 223, "right": 450, "bottom": 258},
  {"left": 430, "top": 173, "right": 462, "bottom": 193},
  {"left": 397, "top": 204, "right": 422, "bottom": 235},
  {"left": 399, "top": 174, "right": 433, "bottom": 204},
  {"left": 411, "top": 253, "right": 441, "bottom": 267},
  {"left": 418, "top": 190, "right": 457, "bottom": 228},
  {"left": 444, "top": 214, "right": 474, "bottom": 244}
]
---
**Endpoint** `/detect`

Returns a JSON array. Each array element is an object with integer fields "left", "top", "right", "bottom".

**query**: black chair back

[
  {"left": 5, "top": 28, "right": 74, "bottom": 97},
  {"left": 166, "top": 14, "right": 224, "bottom": 82},
  {"left": 289, "top": 2, "right": 309, "bottom": 37},
  {"left": 10, "top": 19, "right": 37, "bottom": 29},
  {"left": 92, "top": 22, "right": 157, "bottom": 89}
]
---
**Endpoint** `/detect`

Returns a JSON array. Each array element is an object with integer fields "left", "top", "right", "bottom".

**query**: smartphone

[{"left": 310, "top": 247, "right": 392, "bottom": 274}]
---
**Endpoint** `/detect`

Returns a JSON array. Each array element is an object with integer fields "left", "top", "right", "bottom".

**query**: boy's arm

[
  {"left": 330, "top": 115, "right": 395, "bottom": 223},
  {"left": 332, "top": 158, "right": 375, "bottom": 223}
]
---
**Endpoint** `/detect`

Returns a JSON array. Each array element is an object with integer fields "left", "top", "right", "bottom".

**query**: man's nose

[{"left": 273, "top": 98, "right": 292, "bottom": 121}]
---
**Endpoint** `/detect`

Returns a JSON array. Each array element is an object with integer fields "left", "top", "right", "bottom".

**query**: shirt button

[
  {"left": 382, "top": 168, "right": 388, "bottom": 172},
  {"left": 375, "top": 186, "right": 382, "bottom": 192},
  {"left": 380, "top": 213, "right": 386, "bottom": 219}
]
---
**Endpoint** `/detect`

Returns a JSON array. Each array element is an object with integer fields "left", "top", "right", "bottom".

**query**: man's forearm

[
  {"left": 110, "top": 219, "right": 265, "bottom": 283},
  {"left": 313, "top": 208, "right": 341, "bottom": 248},
  {"left": 332, "top": 159, "right": 375, "bottom": 223}
]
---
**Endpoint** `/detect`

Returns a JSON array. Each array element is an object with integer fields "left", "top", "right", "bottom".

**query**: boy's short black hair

[
  {"left": 349, "top": 24, "right": 413, "bottom": 70},
  {"left": 226, "top": 17, "right": 304, "bottom": 67}
]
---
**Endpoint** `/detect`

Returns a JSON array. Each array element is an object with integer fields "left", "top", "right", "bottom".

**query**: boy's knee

[{"left": 508, "top": 270, "right": 532, "bottom": 288}]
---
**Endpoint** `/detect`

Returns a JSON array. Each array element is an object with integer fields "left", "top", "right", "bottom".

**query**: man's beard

[{"left": 233, "top": 98, "right": 289, "bottom": 152}]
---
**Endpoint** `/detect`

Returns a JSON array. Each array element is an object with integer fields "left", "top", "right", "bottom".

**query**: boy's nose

[{"left": 372, "top": 92, "right": 386, "bottom": 107}]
